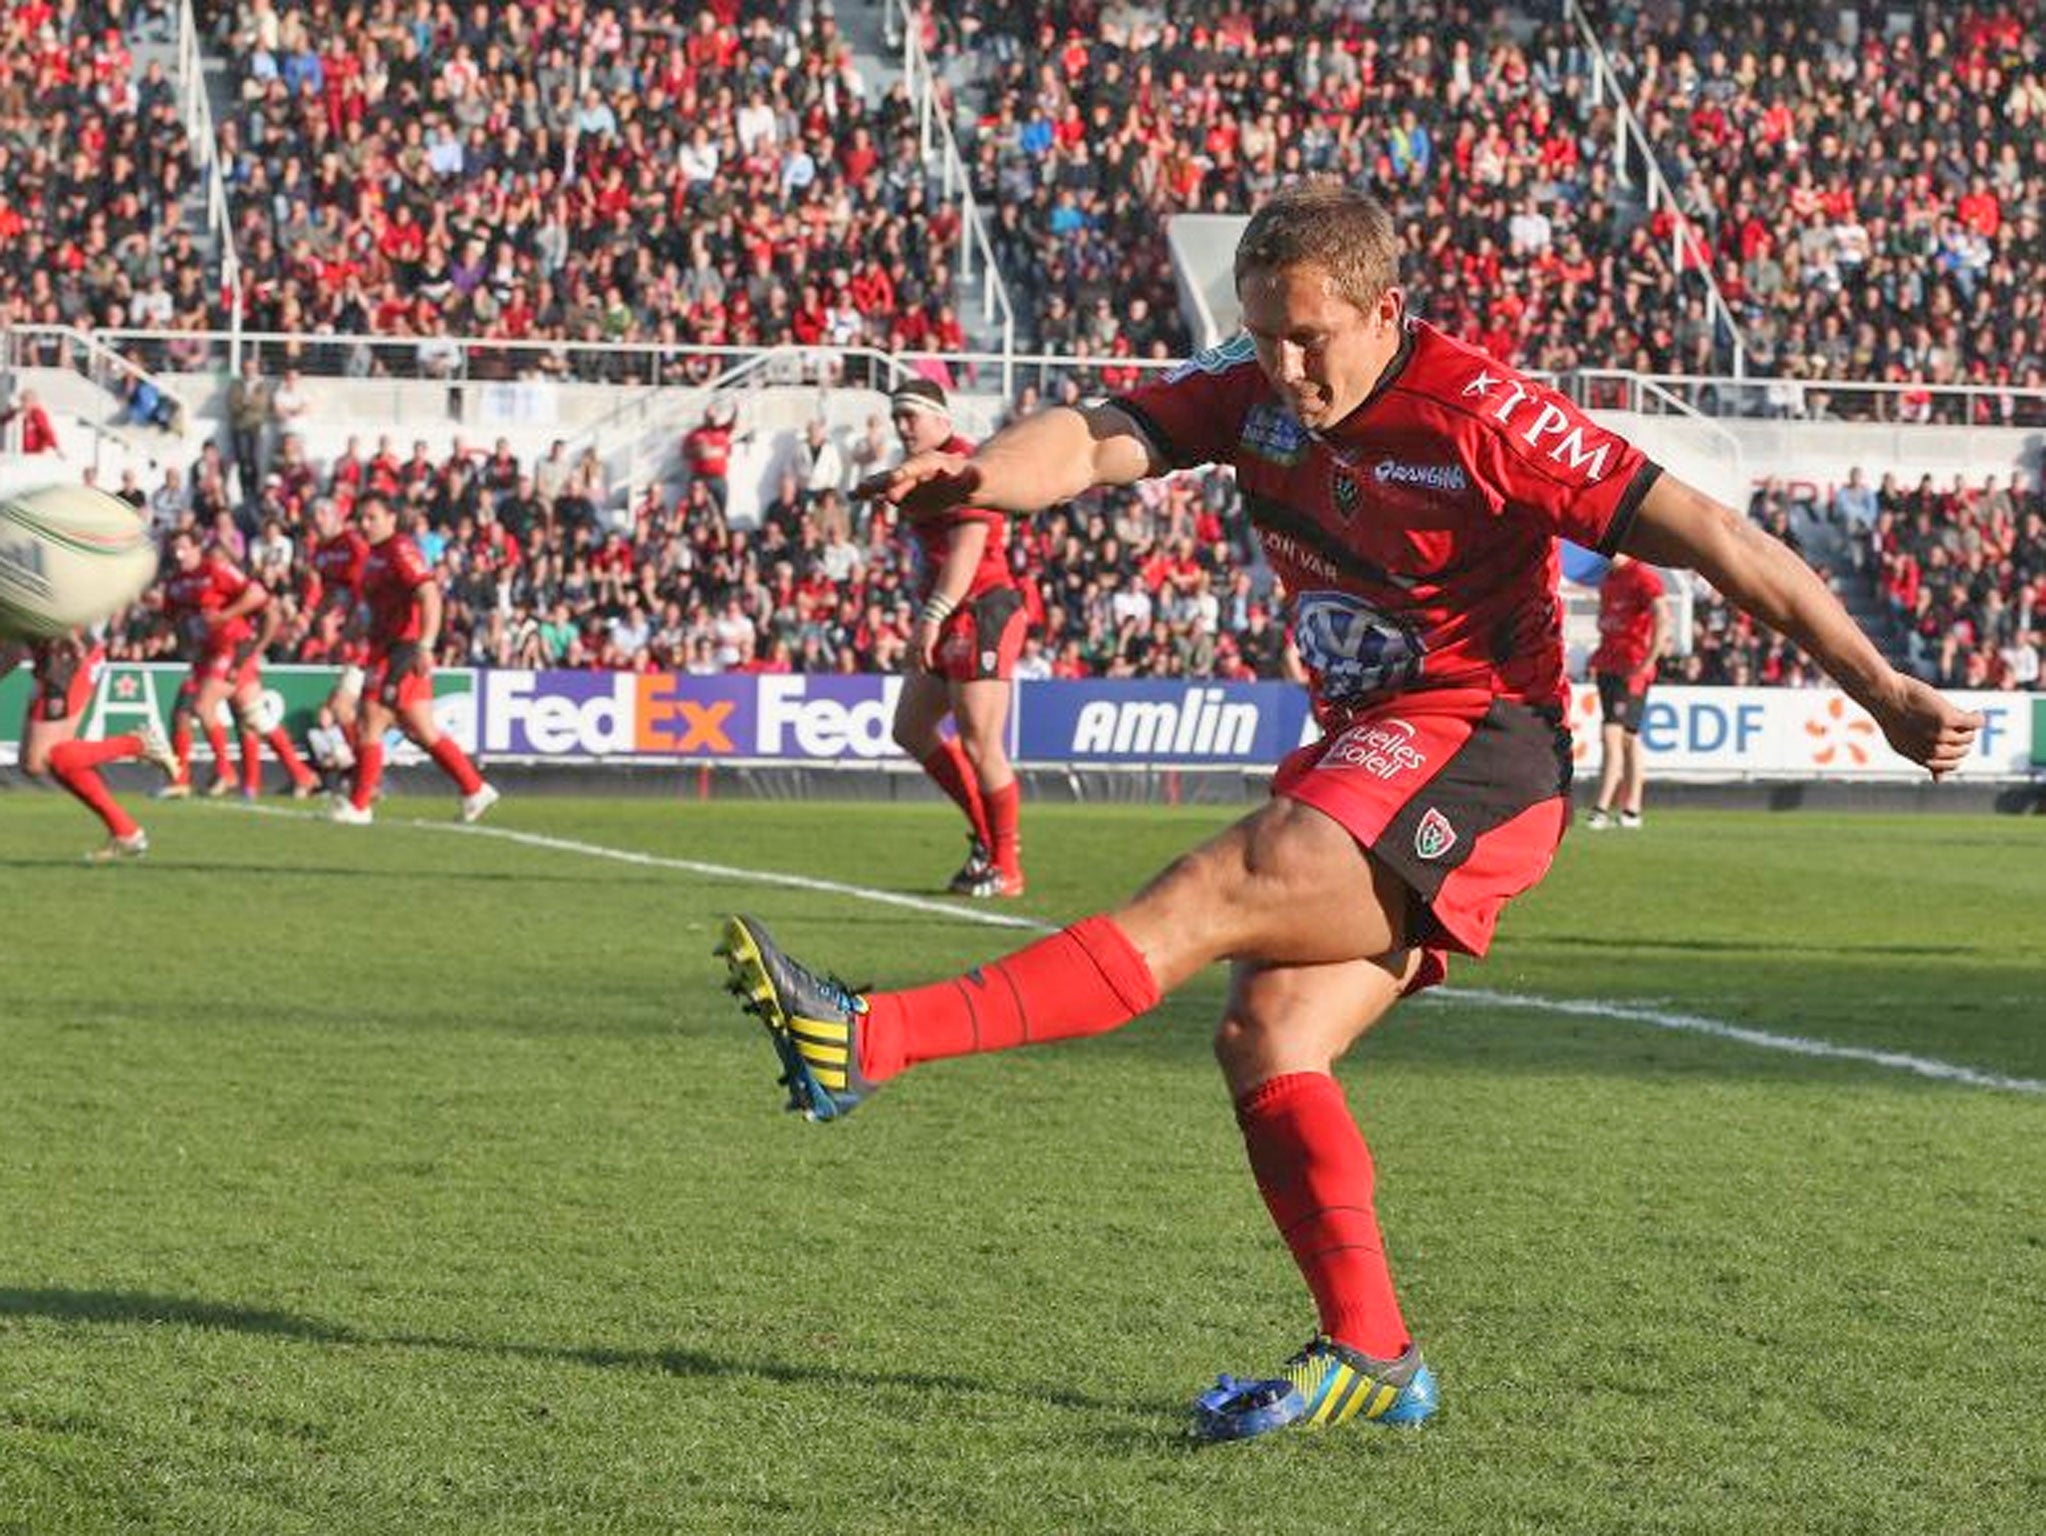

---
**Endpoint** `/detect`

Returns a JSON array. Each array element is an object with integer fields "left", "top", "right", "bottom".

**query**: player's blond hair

[{"left": 1233, "top": 180, "right": 1402, "bottom": 311}]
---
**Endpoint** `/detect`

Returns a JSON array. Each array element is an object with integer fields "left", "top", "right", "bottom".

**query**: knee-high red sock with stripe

[
  {"left": 350, "top": 739, "right": 385, "bottom": 811},
  {"left": 859, "top": 915, "right": 1159, "bottom": 1081},
  {"left": 239, "top": 730, "right": 262, "bottom": 793},
  {"left": 1236, "top": 1072, "right": 1410, "bottom": 1360},
  {"left": 428, "top": 736, "right": 484, "bottom": 795},
  {"left": 48, "top": 740, "right": 140, "bottom": 838},
  {"left": 919, "top": 740, "right": 991, "bottom": 847},
  {"left": 171, "top": 719, "right": 193, "bottom": 783},
  {"left": 984, "top": 779, "right": 1022, "bottom": 876}
]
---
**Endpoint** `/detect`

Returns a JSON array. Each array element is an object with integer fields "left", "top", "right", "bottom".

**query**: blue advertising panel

[{"left": 1015, "top": 680, "right": 1311, "bottom": 764}]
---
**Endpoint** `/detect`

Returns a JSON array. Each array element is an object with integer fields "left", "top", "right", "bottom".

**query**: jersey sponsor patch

[
  {"left": 1373, "top": 459, "right": 1470, "bottom": 494},
  {"left": 1241, "top": 402, "right": 1309, "bottom": 467},
  {"left": 1293, "top": 590, "right": 1426, "bottom": 702},
  {"left": 1324, "top": 715, "right": 1429, "bottom": 779},
  {"left": 1460, "top": 368, "right": 1615, "bottom": 484}
]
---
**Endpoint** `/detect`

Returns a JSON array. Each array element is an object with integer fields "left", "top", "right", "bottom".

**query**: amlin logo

[
  {"left": 1072, "top": 688, "right": 1260, "bottom": 757},
  {"left": 1374, "top": 460, "right": 1470, "bottom": 493}
]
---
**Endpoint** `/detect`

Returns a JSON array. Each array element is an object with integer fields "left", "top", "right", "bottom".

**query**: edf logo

[{"left": 1640, "top": 699, "right": 1764, "bottom": 754}]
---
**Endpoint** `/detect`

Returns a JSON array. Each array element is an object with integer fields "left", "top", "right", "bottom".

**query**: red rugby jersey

[
  {"left": 1115, "top": 319, "right": 1661, "bottom": 719},
  {"left": 163, "top": 555, "right": 258, "bottom": 651},
  {"left": 309, "top": 527, "right": 370, "bottom": 612},
  {"left": 360, "top": 533, "right": 432, "bottom": 651},
  {"left": 907, "top": 432, "right": 1014, "bottom": 602},
  {"left": 1589, "top": 558, "right": 1667, "bottom": 677}
]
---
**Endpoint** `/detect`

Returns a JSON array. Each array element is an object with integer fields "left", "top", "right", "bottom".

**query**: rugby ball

[{"left": 0, "top": 482, "right": 159, "bottom": 639}]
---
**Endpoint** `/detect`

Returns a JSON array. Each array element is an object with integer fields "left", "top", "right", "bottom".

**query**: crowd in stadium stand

[
  {"left": 1610, "top": 0, "right": 2046, "bottom": 421},
  {"left": 94, "top": 393, "right": 1298, "bottom": 683},
  {"left": 10, "top": 0, "right": 2046, "bottom": 407},
  {"left": 1859, "top": 469, "right": 2045, "bottom": 690},
  {"left": 0, "top": 1, "right": 210, "bottom": 341},
  {"left": 88, "top": 394, "right": 2043, "bottom": 692},
  {"left": 184, "top": 0, "right": 975, "bottom": 379},
  {"left": 8, "top": 1, "right": 2044, "bottom": 690},
  {"left": 955, "top": 0, "right": 2046, "bottom": 411}
]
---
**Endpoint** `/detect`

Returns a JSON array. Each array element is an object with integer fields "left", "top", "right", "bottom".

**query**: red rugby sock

[
  {"left": 266, "top": 727, "right": 315, "bottom": 786},
  {"left": 203, "top": 721, "right": 230, "bottom": 783},
  {"left": 859, "top": 915, "right": 1159, "bottom": 1081},
  {"left": 985, "top": 779, "right": 1021, "bottom": 875},
  {"left": 428, "top": 736, "right": 484, "bottom": 795},
  {"left": 239, "top": 731, "right": 262, "bottom": 793},
  {"left": 920, "top": 740, "right": 991, "bottom": 847},
  {"left": 351, "top": 740, "right": 385, "bottom": 811},
  {"left": 1237, "top": 1072, "right": 1410, "bottom": 1360},
  {"left": 48, "top": 742, "right": 139, "bottom": 838},
  {"left": 171, "top": 720, "right": 193, "bottom": 781},
  {"left": 58, "top": 734, "right": 141, "bottom": 769}
]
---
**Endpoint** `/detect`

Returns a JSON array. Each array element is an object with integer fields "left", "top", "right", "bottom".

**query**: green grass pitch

[{"left": 1, "top": 788, "right": 2042, "bottom": 1534}]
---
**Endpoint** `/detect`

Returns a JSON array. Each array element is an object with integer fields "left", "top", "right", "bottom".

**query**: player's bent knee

[{"left": 1212, "top": 1012, "right": 1268, "bottom": 1077}]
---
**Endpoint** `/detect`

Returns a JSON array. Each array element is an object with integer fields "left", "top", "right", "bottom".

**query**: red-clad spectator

[{"left": 2, "top": 388, "right": 60, "bottom": 455}]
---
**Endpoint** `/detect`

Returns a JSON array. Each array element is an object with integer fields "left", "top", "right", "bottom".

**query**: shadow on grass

[{"left": 0, "top": 1287, "right": 1182, "bottom": 1423}]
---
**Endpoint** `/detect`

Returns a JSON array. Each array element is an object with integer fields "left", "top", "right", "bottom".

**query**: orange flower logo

[
  {"left": 1564, "top": 683, "right": 1598, "bottom": 763},
  {"left": 1804, "top": 694, "right": 1878, "bottom": 766}
]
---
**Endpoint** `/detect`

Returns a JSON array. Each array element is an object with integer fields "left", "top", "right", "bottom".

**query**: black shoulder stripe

[
  {"left": 1109, "top": 397, "right": 1182, "bottom": 471},
  {"left": 1596, "top": 462, "right": 1664, "bottom": 557}
]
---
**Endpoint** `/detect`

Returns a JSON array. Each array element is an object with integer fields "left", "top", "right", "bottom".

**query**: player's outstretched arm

[
  {"left": 856, "top": 403, "right": 1159, "bottom": 518},
  {"left": 1622, "top": 474, "right": 1981, "bottom": 777}
]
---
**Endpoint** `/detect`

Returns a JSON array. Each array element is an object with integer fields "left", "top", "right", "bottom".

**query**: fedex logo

[
  {"left": 636, "top": 675, "right": 746, "bottom": 754},
  {"left": 1461, "top": 370, "right": 1613, "bottom": 483},
  {"left": 484, "top": 672, "right": 638, "bottom": 755},
  {"left": 757, "top": 675, "right": 905, "bottom": 759}
]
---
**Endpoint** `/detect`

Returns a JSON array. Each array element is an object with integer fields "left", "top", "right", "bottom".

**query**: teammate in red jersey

[
  {"left": 329, "top": 493, "right": 497, "bottom": 825},
  {"left": 884, "top": 377, "right": 1029, "bottom": 897},
  {"left": 2, "top": 631, "right": 178, "bottom": 859},
  {"left": 1584, "top": 553, "right": 1672, "bottom": 830},
  {"left": 158, "top": 527, "right": 318, "bottom": 799},
  {"left": 302, "top": 495, "right": 372, "bottom": 784},
  {"left": 721, "top": 182, "right": 1981, "bottom": 1440}
]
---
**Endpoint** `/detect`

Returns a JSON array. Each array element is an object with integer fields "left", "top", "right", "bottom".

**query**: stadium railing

[
  {"left": 1564, "top": 0, "right": 1747, "bottom": 377},
  {"left": 1567, "top": 370, "right": 2046, "bottom": 426},
  {"left": 174, "top": 0, "right": 243, "bottom": 336},
  {"left": 10, "top": 328, "right": 2046, "bottom": 446},
  {"left": 891, "top": 0, "right": 1015, "bottom": 362}
]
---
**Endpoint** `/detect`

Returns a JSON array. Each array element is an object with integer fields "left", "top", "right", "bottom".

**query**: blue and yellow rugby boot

[
  {"left": 1193, "top": 1335, "right": 1438, "bottom": 1442},
  {"left": 717, "top": 914, "right": 877, "bottom": 1122}
]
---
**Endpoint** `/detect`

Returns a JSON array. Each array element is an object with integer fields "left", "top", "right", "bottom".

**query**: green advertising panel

[
  {"left": 2035, "top": 697, "right": 2046, "bottom": 766},
  {"left": 3, "top": 662, "right": 477, "bottom": 762}
]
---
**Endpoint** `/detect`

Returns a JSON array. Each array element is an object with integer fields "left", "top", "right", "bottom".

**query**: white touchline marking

[
  {"left": 225, "top": 802, "right": 2045, "bottom": 1095},
  {"left": 1431, "top": 988, "right": 2046, "bottom": 1096},
  {"left": 433, "top": 820, "right": 1050, "bottom": 930},
  {"left": 228, "top": 801, "right": 1046, "bottom": 931}
]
